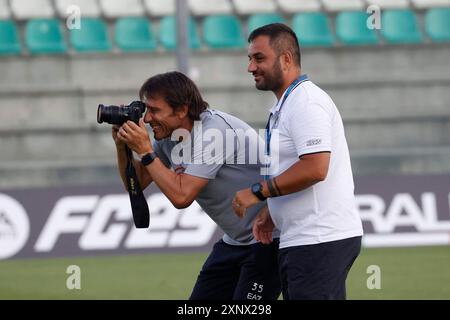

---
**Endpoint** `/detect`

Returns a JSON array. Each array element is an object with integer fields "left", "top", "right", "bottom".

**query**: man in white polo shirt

[{"left": 232, "top": 23, "right": 363, "bottom": 300}]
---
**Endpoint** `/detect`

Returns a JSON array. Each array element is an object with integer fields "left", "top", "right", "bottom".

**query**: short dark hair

[
  {"left": 139, "top": 71, "right": 208, "bottom": 121},
  {"left": 248, "top": 23, "right": 301, "bottom": 67}
]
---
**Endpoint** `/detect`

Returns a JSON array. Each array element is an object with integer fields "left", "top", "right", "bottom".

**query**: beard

[
  {"left": 150, "top": 122, "right": 169, "bottom": 141},
  {"left": 254, "top": 59, "right": 284, "bottom": 92}
]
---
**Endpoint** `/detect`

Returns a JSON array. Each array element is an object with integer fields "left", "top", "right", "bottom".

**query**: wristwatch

[
  {"left": 251, "top": 182, "right": 267, "bottom": 201},
  {"left": 141, "top": 152, "right": 158, "bottom": 166}
]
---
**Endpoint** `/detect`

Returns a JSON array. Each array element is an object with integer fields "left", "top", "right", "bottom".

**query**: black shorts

[
  {"left": 189, "top": 239, "right": 281, "bottom": 300},
  {"left": 278, "top": 236, "right": 362, "bottom": 300}
]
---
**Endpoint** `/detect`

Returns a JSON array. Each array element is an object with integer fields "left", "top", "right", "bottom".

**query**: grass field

[{"left": 1, "top": 246, "right": 449, "bottom": 300}]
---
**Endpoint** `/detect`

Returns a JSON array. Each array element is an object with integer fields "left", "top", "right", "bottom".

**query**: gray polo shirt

[{"left": 153, "top": 109, "right": 273, "bottom": 245}]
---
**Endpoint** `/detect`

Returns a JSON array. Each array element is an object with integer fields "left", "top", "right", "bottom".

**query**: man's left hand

[
  {"left": 232, "top": 188, "right": 260, "bottom": 218},
  {"left": 117, "top": 119, "right": 153, "bottom": 155}
]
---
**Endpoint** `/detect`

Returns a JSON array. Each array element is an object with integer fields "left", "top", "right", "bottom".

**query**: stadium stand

[
  {"left": 115, "top": 17, "right": 157, "bottom": 52},
  {"left": 233, "top": 0, "right": 278, "bottom": 14},
  {"left": 70, "top": 18, "right": 112, "bottom": 52},
  {"left": 0, "top": 20, "right": 21, "bottom": 55},
  {"left": 247, "top": 13, "right": 286, "bottom": 33},
  {"left": 1, "top": 0, "right": 450, "bottom": 188},
  {"left": 336, "top": 11, "right": 379, "bottom": 45},
  {"left": 412, "top": 0, "right": 450, "bottom": 8},
  {"left": 277, "top": 0, "right": 322, "bottom": 12},
  {"left": 159, "top": 15, "right": 201, "bottom": 50},
  {"left": 203, "top": 14, "right": 245, "bottom": 49},
  {"left": 381, "top": 9, "right": 423, "bottom": 44},
  {"left": 292, "top": 12, "right": 334, "bottom": 47},
  {"left": 188, "top": 0, "right": 233, "bottom": 16},
  {"left": 321, "top": 0, "right": 365, "bottom": 12},
  {"left": 0, "top": 0, "right": 11, "bottom": 19},
  {"left": 99, "top": 0, "right": 145, "bottom": 18},
  {"left": 10, "top": 0, "right": 55, "bottom": 19},
  {"left": 25, "top": 19, "right": 67, "bottom": 54},
  {"left": 366, "top": 0, "right": 410, "bottom": 8},
  {"left": 55, "top": 0, "right": 101, "bottom": 18},
  {"left": 425, "top": 8, "right": 450, "bottom": 41},
  {"left": 143, "top": 0, "right": 175, "bottom": 16},
  {"left": 3, "top": 1, "right": 450, "bottom": 53}
]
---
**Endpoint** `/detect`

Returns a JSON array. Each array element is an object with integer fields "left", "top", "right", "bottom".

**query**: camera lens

[
  {"left": 97, "top": 102, "right": 144, "bottom": 125},
  {"left": 97, "top": 104, "right": 126, "bottom": 125},
  {"left": 97, "top": 104, "right": 105, "bottom": 123}
]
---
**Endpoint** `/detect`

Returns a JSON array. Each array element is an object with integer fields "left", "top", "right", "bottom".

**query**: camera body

[{"left": 97, "top": 101, "right": 146, "bottom": 125}]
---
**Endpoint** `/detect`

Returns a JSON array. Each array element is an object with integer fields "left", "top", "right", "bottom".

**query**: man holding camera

[{"left": 112, "top": 71, "right": 280, "bottom": 300}]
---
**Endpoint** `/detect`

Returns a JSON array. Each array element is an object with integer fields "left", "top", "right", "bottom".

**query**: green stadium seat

[
  {"left": 381, "top": 10, "right": 423, "bottom": 44},
  {"left": 292, "top": 12, "right": 334, "bottom": 47},
  {"left": 247, "top": 13, "right": 286, "bottom": 34},
  {"left": 425, "top": 8, "right": 450, "bottom": 42},
  {"left": 159, "top": 16, "right": 200, "bottom": 50},
  {"left": 0, "top": 20, "right": 21, "bottom": 55},
  {"left": 336, "top": 11, "right": 379, "bottom": 45},
  {"left": 115, "top": 17, "right": 156, "bottom": 52},
  {"left": 25, "top": 19, "right": 67, "bottom": 54},
  {"left": 70, "top": 18, "right": 112, "bottom": 52},
  {"left": 203, "top": 15, "right": 245, "bottom": 49}
]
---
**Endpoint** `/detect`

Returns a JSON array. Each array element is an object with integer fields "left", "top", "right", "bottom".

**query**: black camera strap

[{"left": 125, "top": 145, "right": 150, "bottom": 228}]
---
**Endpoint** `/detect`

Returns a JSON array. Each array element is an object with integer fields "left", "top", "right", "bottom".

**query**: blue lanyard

[
  {"left": 263, "top": 74, "right": 309, "bottom": 180},
  {"left": 265, "top": 74, "right": 309, "bottom": 157}
]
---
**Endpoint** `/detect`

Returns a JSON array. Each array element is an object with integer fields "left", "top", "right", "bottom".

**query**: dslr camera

[{"left": 97, "top": 101, "right": 146, "bottom": 125}]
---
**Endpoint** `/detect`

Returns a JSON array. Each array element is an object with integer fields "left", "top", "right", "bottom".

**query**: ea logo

[{"left": 0, "top": 194, "right": 30, "bottom": 259}]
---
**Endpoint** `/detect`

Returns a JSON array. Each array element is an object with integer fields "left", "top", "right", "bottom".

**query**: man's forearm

[
  {"left": 143, "top": 159, "right": 189, "bottom": 208},
  {"left": 143, "top": 159, "right": 208, "bottom": 209},
  {"left": 270, "top": 161, "right": 321, "bottom": 196},
  {"left": 262, "top": 153, "right": 329, "bottom": 198}
]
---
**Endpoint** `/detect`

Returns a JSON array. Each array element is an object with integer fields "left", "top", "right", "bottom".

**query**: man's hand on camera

[
  {"left": 112, "top": 104, "right": 126, "bottom": 148},
  {"left": 117, "top": 119, "right": 153, "bottom": 155},
  {"left": 112, "top": 125, "right": 125, "bottom": 148}
]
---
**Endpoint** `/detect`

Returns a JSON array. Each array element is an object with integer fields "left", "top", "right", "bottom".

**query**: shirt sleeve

[
  {"left": 286, "top": 102, "right": 333, "bottom": 157},
  {"left": 183, "top": 130, "right": 227, "bottom": 179},
  {"left": 184, "top": 114, "right": 237, "bottom": 179},
  {"left": 181, "top": 124, "right": 221, "bottom": 180}
]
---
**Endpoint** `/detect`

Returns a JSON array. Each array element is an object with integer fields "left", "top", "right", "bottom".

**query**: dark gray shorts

[
  {"left": 190, "top": 238, "right": 281, "bottom": 300},
  {"left": 278, "top": 236, "right": 362, "bottom": 300}
]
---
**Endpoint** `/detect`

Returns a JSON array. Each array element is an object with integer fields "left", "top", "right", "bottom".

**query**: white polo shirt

[{"left": 267, "top": 77, "right": 363, "bottom": 249}]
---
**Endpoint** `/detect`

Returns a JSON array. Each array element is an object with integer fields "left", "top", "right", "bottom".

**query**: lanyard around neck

[{"left": 265, "top": 74, "right": 309, "bottom": 157}]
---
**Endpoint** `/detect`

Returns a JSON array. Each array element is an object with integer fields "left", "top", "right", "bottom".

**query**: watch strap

[
  {"left": 252, "top": 182, "right": 267, "bottom": 201},
  {"left": 141, "top": 152, "right": 158, "bottom": 166}
]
